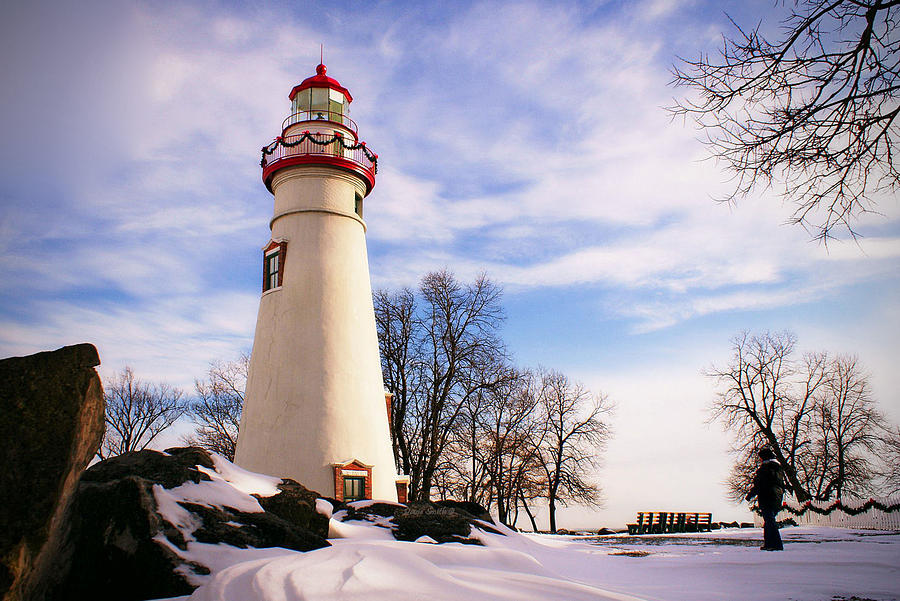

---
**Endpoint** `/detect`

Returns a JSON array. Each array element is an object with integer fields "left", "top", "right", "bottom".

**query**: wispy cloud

[{"left": 0, "top": 0, "right": 897, "bottom": 379}]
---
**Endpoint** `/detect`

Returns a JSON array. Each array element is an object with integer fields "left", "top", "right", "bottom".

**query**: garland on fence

[
  {"left": 779, "top": 497, "right": 900, "bottom": 516},
  {"left": 260, "top": 131, "right": 378, "bottom": 173}
]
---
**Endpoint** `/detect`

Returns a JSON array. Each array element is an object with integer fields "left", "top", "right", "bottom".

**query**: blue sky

[{"left": 1, "top": 0, "right": 898, "bottom": 528}]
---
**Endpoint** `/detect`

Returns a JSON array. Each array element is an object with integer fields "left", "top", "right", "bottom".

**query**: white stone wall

[{"left": 235, "top": 164, "right": 399, "bottom": 501}]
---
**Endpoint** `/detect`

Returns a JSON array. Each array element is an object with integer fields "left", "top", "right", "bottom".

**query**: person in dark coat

[{"left": 745, "top": 447, "right": 786, "bottom": 551}]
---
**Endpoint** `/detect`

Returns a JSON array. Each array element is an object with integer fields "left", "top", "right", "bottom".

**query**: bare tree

[
  {"left": 183, "top": 354, "right": 249, "bottom": 461},
  {"left": 374, "top": 287, "right": 420, "bottom": 472},
  {"left": 437, "top": 386, "right": 494, "bottom": 507},
  {"left": 876, "top": 426, "right": 900, "bottom": 495},
  {"left": 709, "top": 332, "right": 887, "bottom": 502},
  {"left": 537, "top": 370, "right": 611, "bottom": 533},
  {"left": 481, "top": 369, "right": 547, "bottom": 527},
  {"left": 670, "top": 0, "right": 899, "bottom": 241},
  {"left": 99, "top": 367, "right": 185, "bottom": 460},
  {"left": 816, "top": 354, "right": 882, "bottom": 498},
  {"left": 781, "top": 351, "right": 830, "bottom": 496},
  {"left": 706, "top": 331, "right": 816, "bottom": 501},
  {"left": 375, "top": 270, "right": 508, "bottom": 501}
]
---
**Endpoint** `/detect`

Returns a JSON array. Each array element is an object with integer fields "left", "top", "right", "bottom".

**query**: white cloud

[
  {"left": 2, "top": 0, "right": 897, "bottom": 388},
  {"left": 0, "top": 291, "right": 257, "bottom": 389}
]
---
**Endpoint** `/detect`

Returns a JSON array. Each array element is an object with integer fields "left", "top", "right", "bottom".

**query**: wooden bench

[{"left": 627, "top": 512, "right": 713, "bottom": 535}]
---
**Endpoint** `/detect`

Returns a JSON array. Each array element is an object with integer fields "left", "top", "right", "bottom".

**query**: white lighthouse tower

[{"left": 235, "top": 63, "right": 404, "bottom": 503}]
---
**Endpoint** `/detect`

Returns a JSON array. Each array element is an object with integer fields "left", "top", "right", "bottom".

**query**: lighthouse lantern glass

[
  {"left": 291, "top": 86, "right": 349, "bottom": 125},
  {"left": 311, "top": 87, "right": 328, "bottom": 113},
  {"left": 291, "top": 88, "right": 310, "bottom": 114},
  {"left": 329, "top": 89, "right": 344, "bottom": 120}
]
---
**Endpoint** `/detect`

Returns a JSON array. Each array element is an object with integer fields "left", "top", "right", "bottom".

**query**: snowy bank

[{"left": 140, "top": 455, "right": 899, "bottom": 601}]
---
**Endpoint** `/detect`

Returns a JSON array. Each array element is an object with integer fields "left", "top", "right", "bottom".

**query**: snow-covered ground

[{"left": 153, "top": 456, "right": 900, "bottom": 601}]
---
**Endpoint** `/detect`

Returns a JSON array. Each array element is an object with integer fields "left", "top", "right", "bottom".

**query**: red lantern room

[{"left": 260, "top": 63, "right": 377, "bottom": 194}]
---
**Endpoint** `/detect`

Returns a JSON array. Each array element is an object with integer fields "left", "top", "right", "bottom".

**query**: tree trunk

[
  {"left": 520, "top": 492, "right": 539, "bottom": 532},
  {"left": 548, "top": 497, "right": 557, "bottom": 533},
  {"left": 766, "top": 432, "right": 811, "bottom": 502}
]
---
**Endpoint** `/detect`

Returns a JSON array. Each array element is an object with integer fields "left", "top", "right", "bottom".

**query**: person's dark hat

[{"left": 758, "top": 447, "right": 775, "bottom": 460}]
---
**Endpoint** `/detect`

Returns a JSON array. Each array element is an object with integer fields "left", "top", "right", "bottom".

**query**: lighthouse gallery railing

[
  {"left": 282, "top": 110, "right": 359, "bottom": 135},
  {"left": 260, "top": 132, "right": 377, "bottom": 177}
]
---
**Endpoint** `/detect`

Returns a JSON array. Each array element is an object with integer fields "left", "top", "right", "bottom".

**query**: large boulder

[
  {"left": 0, "top": 344, "right": 104, "bottom": 601},
  {"left": 56, "top": 448, "right": 330, "bottom": 601}
]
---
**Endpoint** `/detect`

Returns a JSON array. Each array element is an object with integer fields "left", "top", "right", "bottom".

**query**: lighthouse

[{"left": 234, "top": 63, "right": 405, "bottom": 503}]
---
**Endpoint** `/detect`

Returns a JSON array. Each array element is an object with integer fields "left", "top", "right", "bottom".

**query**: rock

[
  {"left": 394, "top": 503, "right": 478, "bottom": 543},
  {"left": 182, "top": 503, "right": 326, "bottom": 552},
  {"left": 596, "top": 527, "right": 617, "bottom": 535},
  {"left": 254, "top": 479, "right": 329, "bottom": 538},
  {"left": 336, "top": 500, "right": 503, "bottom": 545},
  {"left": 434, "top": 499, "right": 494, "bottom": 523},
  {"left": 719, "top": 521, "right": 740, "bottom": 529},
  {"left": 164, "top": 446, "right": 217, "bottom": 470},
  {"left": 0, "top": 344, "right": 104, "bottom": 601},
  {"left": 61, "top": 475, "right": 200, "bottom": 601},
  {"left": 343, "top": 501, "right": 405, "bottom": 520},
  {"left": 54, "top": 448, "right": 330, "bottom": 601},
  {"left": 81, "top": 447, "right": 213, "bottom": 489}
]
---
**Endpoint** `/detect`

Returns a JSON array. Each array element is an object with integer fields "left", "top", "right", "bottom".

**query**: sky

[{"left": 1, "top": 0, "right": 898, "bottom": 529}]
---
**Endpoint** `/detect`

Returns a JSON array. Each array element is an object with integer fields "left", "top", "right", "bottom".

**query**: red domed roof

[{"left": 288, "top": 63, "right": 353, "bottom": 103}]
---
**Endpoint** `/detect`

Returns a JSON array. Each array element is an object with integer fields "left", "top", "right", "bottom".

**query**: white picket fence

[{"left": 754, "top": 495, "right": 900, "bottom": 530}]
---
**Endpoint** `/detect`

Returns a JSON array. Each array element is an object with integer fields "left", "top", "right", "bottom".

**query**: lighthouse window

[
  {"left": 311, "top": 87, "right": 329, "bottom": 114},
  {"left": 263, "top": 249, "right": 281, "bottom": 291},
  {"left": 292, "top": 88, "right": 311, "bottom": 113},
  {"left": 329, "top": 89, "right": 344, "bottom": 120},
  {"left": 354, "top": 193, "right": 363, "bottom": 218},
  {"left": 343, "top": 476, "right": 366, "bottom": 502}
]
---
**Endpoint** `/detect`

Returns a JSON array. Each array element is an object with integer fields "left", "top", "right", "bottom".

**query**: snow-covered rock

[
  {"left": 332, "top": 499, "right": 501, "bottom": 545},
  {"left": 56, "top": 447, "right": 329, "bottom": 601}
]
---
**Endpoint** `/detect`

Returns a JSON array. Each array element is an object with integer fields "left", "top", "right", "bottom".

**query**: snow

[
  {"left": 162, "top": 478, "right": 267, "bottom": 514},
  {"left": 199, "top": 453, "right": 282, "bottom": 497},
  {"left": 152, "top": 452, "right": 282, "bottom": 533},
  {"left": 186, "top": 540, "right": 642, "bottom": 601},
  {"left": 153, "top": 484, "right": 201, "bottom": 538},
  {"left": 327, "top": 511, "right": 396, "bottom": 541},
  {"left": 149, "top": 453, "right": 301, "bottom": 587},
  {"left": 172, "top": 524, "right": 900, "bottom": 601},
  {"left": 316, "top": 498, "right": 334, "bottom": 518},
  {"left": 529, "top": 528, "right": 900, "bottom": 600},
  {"left": 149, "top": 456, "right": 900, "bottom": 601}
]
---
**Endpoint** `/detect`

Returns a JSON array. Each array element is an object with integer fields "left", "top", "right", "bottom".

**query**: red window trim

[
  {"left": 262, "top": 240, "right": 288, "bottom": 292},
  {"left": 332, "top": 460, "right": 373, "bottom": 502}
]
